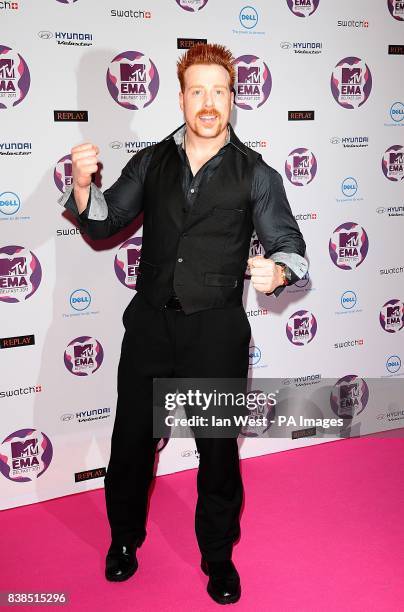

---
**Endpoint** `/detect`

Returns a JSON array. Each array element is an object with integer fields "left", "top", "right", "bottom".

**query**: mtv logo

[
  {"left": 120, "top": 63, "right": 146, "bottom": 83},
  {"left": 74, "top": 344, "right": 93, "bottom": 359},
  {"left": 339, "top": 232, "right": 359, "bottom": 248},
  {"left": 0, "top": 59, "right": 14, "bottom": 80},
  {"left": 64, "top": 162, "right": 72, "bottom": 178},
  {"left": 389, "top": 152, "right": 403, "bottom": 165},
  {"left": 0, "top": 257, "right": 27, "bottom": 276},
  {"left": 238, "top": 66, "right": 260, "bottom": 84},
  {"left": 127, "top": 249, "right": 140, "bottom": 266},
  {"left": 11, "top": 438, "right": 39, "bottom": 459},
  {"left": 387, "top": 305, "right": 400, "bottom": 318},
  {"left": 339, "top": 382, "right": 359, "bottom": 400},
  {"left": 341, "top": 67, "right": 361, "bottom": 85},
  {"left": 293, "top": 155, "right": 309, "bottom": 169},
  {"left": 294, "top": 316, "right": 309, "bottom": 330}
]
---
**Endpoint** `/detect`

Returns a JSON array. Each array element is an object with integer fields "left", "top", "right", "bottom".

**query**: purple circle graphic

[
  {"left": 233, "top": 55, "right": 272, "bottom": 110},
  {"left": 64, "top": 336, "right": 104, "bottom": 376},
  {"left": 0, "top": 45, "right": 30, "bottom": 109},
  {"left": 379, "top": 299, "right": 404, "bottom": 333},
  {"left": 0, "top": 429, "right": 53, "bottom": 483},
  {"left": 286, "top": 0, "right": 320, "bottom": 17},
  {"left": 175, "top": 0, "right": 209, "bottom": 10},
  {"left": 114, "top": 237, "right": 142, "bottom": 289},
  {"left": 331, "top": 57, "right": 372, "bottom": 109},
  {"left": 106, "top": 51, "right": 159, "bottom": 110},
  {"left": 285, "top": 148, "right": 317, "bottom": 186},
  {"left": 329, "top": 222, "right": 369, "bottom": 270},
  {"left": 382, "top": 145, "right": 404, "bottom": 182},
  {"left": 330, "top": 375, "right": 369, "bottom": 419},
  {"left": 388, "top": 0, "right": 404, "bottom": 20},
  {"left": 54, "top": 154, "right": 73, "bottom": 193},
  {"left": 286, "top": 309, "right": 317, "bottom": 345},
  {"left": 0, "top": 245, "right": 42, "bottom": 303}
]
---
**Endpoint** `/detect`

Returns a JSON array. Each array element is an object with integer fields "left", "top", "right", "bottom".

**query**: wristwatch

[{"left": 274, "top": 262, "right": 292, "bottom": 286}]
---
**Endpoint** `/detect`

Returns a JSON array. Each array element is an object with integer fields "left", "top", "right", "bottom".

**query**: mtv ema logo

[
  {"left": 0, "top": 245, "right": 42, "bottom": 302},
  {"left": 330, "top": 375, "right": 369, "bottom": 419},
  {"left": 382, "top": 145, "right": 404, "bottom": 182},
  {"left": 245, "top": 231, "right": 265, "bottom": 279},
  {"left": 175, "top": 0, "right": 209, "bottom": 11},
  {"left": 114, "top": 237, "right": 142, "bottom": 288},
  {"left": 0, "top": 45, "right": 30, "bottom": 109},
  {"left": 54, "top": 154, "right": 73, "bottom": 192},
  {"left": 64, "top": 336, "right": 104, "bottom": 376},
  {"left": 329, "top": 222, "right": 369, "bottom": 269},
  {"left": 388, "top": 0, "right": 404, "bottom": 21},
  {"left": 233, "top": 55, "right": 272, "bottom": 110},
  {"left": 331, "top": 57, "right": 372, "bottom": 109},
  {"left": 286, "top": 310, "right": 317, "bottom": 345},
  {"left": 287, "top": 0, "right": 320, "bottom": 17},
  {"left": 106, "top": 50, "right": 159, "bottom": 110},
  {"left": 285, "top": 148, "right": 317, "bottom": 186},
  {"left": 0, "top": 428, "right": 53, "bottom": 482},
  {"left": 379, "top": 299, "right": 404, "bottom": 333}
]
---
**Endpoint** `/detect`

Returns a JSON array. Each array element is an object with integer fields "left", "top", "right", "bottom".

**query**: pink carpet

[{"left": 1, "top": 433, "right": 404, "bottom": 611}]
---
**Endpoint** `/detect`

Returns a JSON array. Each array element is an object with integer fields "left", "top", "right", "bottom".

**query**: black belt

[{"left": 164, "top": 294, "right": 183, "bottom": 310}]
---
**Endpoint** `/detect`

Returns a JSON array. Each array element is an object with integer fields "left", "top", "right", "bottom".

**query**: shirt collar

[{"left": 166, "top": 122, "right": 247, "bottom": 156}]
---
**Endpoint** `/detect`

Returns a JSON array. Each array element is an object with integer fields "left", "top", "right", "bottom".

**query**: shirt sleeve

[
  {"left": 251, "top": 158, "right": 308, "bottom": 296},
  {"left": 57, "top": 145, "right": 154, "bottom": 240}
]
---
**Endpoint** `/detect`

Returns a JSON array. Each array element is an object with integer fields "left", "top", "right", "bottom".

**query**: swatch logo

[
  {"left": 107, "top": 50, "right": 159, "bottom": 110},
  {"left": 0, "top": 45, "right": 30, "bottom": 109},
  {"left": 54, "top": 154, "right": 73, "bottom": 192},
  {"left": 286, "top": 310, "right": 317, "bottom": 345},
  {"left": 379, "top": 299, "right": 404, "bottom": 333},
  {"left": 175, "top": 0, "right": 209, "bottom": 11},
  {"left": 329, "top": 222, "right": 369, "bottom": 269},
  {"left": 388, "top": 0, "right": 404, "bottom": 21},
  {"left": 382, "top": 145, "right": 404, "bottom": 182},
  {"left": 331, "top": 57, "right": 372, "bottom": 109},
  {"left": 0, "top": 245, "right": 42, "bottom": 303},
  {"left": 64, "top": 336, "right": 104, "bottom": 376},
  {"left": 287, "top": 0, "right": 320, "bottom": 17},
  {"left": 330, "top": 375, "right": 369, "bottom": 419},
  {"left": 285, "top": 148, "right": 317, "bottom": 186},
  {"left": 114, "top": 237, "right": 142, "bottom": 289},
  {"left": 233, "top": 54, "right": 272, "bottom": 110},
  {"left": 0, "top": 429, "right": 53, "bottom": 483}
]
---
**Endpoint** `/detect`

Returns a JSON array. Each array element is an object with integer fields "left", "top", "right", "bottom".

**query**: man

[{"left": 59, "top": 43, "right": 307, "bottom": 605}]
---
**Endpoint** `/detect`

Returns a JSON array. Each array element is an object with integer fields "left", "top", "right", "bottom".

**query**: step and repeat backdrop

[{"left": 0, "top": 0, "right": 403, "bottom": 510}]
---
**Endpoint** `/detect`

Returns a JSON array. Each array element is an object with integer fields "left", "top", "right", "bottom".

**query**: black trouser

[{"left": 104, "top": 292, "right": 251, "bottom": 562}]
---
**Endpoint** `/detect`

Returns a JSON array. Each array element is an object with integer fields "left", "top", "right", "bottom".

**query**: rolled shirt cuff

[
  {"left": 267, "top": 251, "right": 308, "bottom": 280},
  {"left": 57, "top": 183, "right": 108, "bottom": 221}
]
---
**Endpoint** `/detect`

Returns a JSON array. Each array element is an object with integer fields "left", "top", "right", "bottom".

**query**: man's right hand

[{"left": 71, "top": 143, "right": 100, "bottom": 213}]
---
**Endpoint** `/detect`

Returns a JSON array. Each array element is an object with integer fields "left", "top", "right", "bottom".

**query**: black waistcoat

[{"left": 133, "top": 137, "right": 260, "bottom": 315}]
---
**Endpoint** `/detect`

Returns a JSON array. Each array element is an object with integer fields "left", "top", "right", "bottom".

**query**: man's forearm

[{"left": 74, "top": 185, "right": 91, "bottom": 214}]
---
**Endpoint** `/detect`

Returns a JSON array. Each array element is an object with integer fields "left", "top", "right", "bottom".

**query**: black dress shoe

[
  {"left": 201, "top": 558, "right": 241, "bottom": 604},
  {"left": 105, "top": 542, "right": 138, "bottom": 582}
]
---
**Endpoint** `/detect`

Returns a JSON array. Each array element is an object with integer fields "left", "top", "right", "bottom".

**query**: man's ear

[
  {"left": 230, "top": 89, "right": 234, "bottom": 110},
  {"left": 179, "top": 90, "right": 184, "bottom": 112}
]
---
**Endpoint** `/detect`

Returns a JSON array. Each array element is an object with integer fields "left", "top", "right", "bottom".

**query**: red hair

[{"left": 177, "top": 43, "right": 235, "bottom": 91}]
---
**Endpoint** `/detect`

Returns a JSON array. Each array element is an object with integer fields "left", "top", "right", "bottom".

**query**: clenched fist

[
  {"left": 247, "top": 255, "right": 284, "bottom": 294},
  {"left": 71, "top": 142, "right": 100, "bottom": 189}
]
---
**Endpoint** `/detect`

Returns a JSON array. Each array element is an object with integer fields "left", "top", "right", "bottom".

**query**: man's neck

[{"left": 183, "top": 124, "right": 229, "bottom": 158}]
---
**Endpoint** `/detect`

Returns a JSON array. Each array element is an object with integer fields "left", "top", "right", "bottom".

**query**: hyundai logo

[
  {"left": 38, "top": 31, "right": 53, "bottom": 39},
  {"left": 61, "top": 413, "right": 74, "bottom": 421},
  {"left": 376, "top": 207, "right": 386, "bottom": 214},
  {"left": 330, "top": 136, "right": 341, "bottom": 144},
  {"left": 280, "top": 41, "right": 292, "bottom": 49},
  {"left": 109, "top": 141, "right": 123, "bottom": 149}
]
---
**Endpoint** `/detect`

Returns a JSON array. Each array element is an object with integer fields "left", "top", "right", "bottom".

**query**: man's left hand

[{"left": 247, "top": 255, "right": 284, "bottom": 294}]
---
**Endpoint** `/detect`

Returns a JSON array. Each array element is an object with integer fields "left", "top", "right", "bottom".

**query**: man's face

[{"left": 179, "top": 64, "right": 234, "bottom": 139}]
